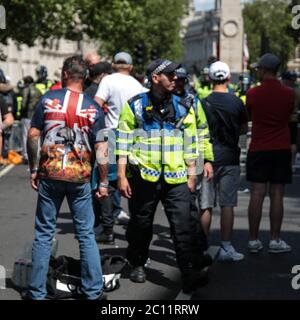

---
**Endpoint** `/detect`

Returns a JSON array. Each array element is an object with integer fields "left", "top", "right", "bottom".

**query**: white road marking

[{"left": 0, "top": 164, "right": 15, "bottom": 178}]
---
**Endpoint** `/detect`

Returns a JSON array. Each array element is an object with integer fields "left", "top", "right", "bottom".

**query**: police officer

[
  {"left": 235, "top": 73, "right": 251, "bottom": 104},
  {"left": 35, "top": 65, "right": 52, "bottom": 95},
  {"left": 174, "top": 66, "right": 214, "bottom": 253},
  {"left": 116, "top": 59, "right": 213, "bottom": 293},
  {"left": 15, "top": 79, "right": 24, "bottom": 120},
  {"left": 195, "top": 67, "right": 213, "bottom": 100}
]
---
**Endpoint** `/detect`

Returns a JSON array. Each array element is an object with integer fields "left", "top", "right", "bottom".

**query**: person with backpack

[
  {"left": 201, "top": 61, "right": 248, "bottom": 262},
  {"left": 20, "top": 76, "right": 42, "bottom": 164},
  {"left": 26, "top": 55, "right": 108, "bottom": 300}
]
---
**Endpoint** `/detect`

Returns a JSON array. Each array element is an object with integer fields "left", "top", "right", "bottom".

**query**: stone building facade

[
  {"left": 0, "top": 38, "right": 99, "bottom": 85},
  {"left": 183, "top": 0, "right": 244, "bottom": 78}
]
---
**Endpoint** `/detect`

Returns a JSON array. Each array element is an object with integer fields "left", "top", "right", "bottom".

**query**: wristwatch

[
  {"left": 99, "top": 182, "right": 109, "bottom": 188},
  {"left": 30, "top": 168, "right": 38, "bottom": 174}
]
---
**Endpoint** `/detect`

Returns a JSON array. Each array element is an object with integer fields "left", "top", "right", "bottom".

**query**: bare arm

[
  {"left": 95, "top": 141, "right": 109, "bottom": 199},
  {"left": 94, "top": 96, "right": 109, "bottom": 113},
  {"left": 27, "top": 127, "right": 41, "bottom": 190},
  {"left": 187, "top": 160, "right": 197, "bottom": 193},
  {"left": 94, "top": 96, "right": 105, "bottom": 108},
  {"left": 1, "top": 112, "right": 14, "bottom": 131},
  {"left": 117, "top": 155, "right": 132, "bottom": 198}
]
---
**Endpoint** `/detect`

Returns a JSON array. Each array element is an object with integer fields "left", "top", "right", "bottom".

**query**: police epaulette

[{"left": 127, "top": 93, "right": 145, "bottom": 105}]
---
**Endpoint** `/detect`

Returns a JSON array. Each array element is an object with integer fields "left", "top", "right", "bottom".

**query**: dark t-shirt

[
  {"left": 84, "top": 83, "right": 99, "bottom": 99},
  {"left": 202, "top": 92, "right": 248, "bottom": 166}
]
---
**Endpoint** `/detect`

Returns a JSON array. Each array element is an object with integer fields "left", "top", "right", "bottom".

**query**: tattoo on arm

[
  {"left": 95, "top": 141, "right": 109, "bottom": 183},
  {"left": 27, "top": 134, "right": 39, "bottom": 170}
]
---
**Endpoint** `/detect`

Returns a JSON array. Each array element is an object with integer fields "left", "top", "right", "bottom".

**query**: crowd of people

[{"left": 0, "top": 50, "right": 299, "bottom": 300}]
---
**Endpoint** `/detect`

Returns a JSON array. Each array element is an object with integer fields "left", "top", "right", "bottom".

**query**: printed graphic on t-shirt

[{"left": 33, "top": 89, "right": 102, "bottom": 183}]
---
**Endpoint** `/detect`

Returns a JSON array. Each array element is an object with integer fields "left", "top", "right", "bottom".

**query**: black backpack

[{"left": 46, "top": 255, "right": 127, "bottom": 300}]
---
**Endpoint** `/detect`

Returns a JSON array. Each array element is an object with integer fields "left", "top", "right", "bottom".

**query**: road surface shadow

[{"left": 193, "top": 229, "right": 300, "bottom": 300}]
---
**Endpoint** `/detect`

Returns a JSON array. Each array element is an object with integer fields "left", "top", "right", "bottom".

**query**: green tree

[
  {"left": 0, "top": 0, "right": 188, "bottom": 70},
  {"left": 0, "top": 0, "right": 78, "bottom": 46},
  {"left": 80, "top": 0, "right": 188, "bottom": 66},
  {"left": 243, "top": 0, "right": 295, "bottom": 68}
]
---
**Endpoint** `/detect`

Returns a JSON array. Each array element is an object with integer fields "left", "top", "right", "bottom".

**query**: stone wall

[{"left": 0, "top": 38, "right": 99, "bottom": 85}]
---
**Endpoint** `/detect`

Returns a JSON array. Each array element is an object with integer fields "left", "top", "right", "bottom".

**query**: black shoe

[
  {"left": 21, "top": 290, "right": 33, "bottom": 300},
  {"left": 96, "top": 293, "right": 108, "bottom": 300},
  {"left": 182, "top": 268, "right": 209, "bottom": 294},
  {"left": 130, "top": 266, "right": 146, "bottom": 283},
  {"left": 79, "top": 292, "right": 108, "bottom": 300},
  {"left": 196, "top": 253, "right": 213, "bottom": 269},
  {"left": 95, "top": 232, "right": 115, "bottom": 245}
]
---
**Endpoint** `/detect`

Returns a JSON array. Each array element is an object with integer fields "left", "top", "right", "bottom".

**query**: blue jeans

[{"left": 29, "top": 179, "right": 103, "bottom": 300}]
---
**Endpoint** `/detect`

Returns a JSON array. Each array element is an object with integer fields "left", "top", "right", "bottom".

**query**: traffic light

[
  {"left": 150, "top": 48, "right": 159, "bottom": 61},
  {"left": 134, "top": 42, "right": 145, "bottom": 66}
]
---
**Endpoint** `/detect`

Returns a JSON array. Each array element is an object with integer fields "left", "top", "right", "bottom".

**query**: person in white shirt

[
  {"left": 93, "top": 52, "right": 145, "bottom": 237},
  {"left": 95, "top": 51, "right": 146, "bottom": 129}
]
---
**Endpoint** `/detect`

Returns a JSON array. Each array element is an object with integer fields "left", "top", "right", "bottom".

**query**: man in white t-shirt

[
  {"left": 93, "top": 52, "right": 145, "bottom": 235},
  {"left": 95, "top": 51, "right": 146, "bottom": 129}
]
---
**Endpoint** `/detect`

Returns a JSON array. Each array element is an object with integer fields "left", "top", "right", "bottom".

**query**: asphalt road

[{"left": 0, "top": 164, "right": 300, "bottom": 300}]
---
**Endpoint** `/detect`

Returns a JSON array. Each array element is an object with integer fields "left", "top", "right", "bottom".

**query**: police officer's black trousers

[
  {"left": 126, "top": 172, "right": 202, "bottom": 273},
  {"left": 92, "top": 181, "right": 117, "bottom": 232}
]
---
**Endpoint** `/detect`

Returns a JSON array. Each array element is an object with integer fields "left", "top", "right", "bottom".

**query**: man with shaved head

[
  {"left": 84, "top": 52, "right": 101, "bottom": 89},
  {"left": 85, "top": 52, "right": 101, "bottom": 67}
]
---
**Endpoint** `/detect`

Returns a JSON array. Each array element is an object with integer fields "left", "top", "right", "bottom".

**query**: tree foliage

[
  {"left": 0, "top": 0, "right": 188, "bottom": 66},
  {"left": 0, "top": 0, "right": 79, "bottom": 46},
  {"left": 243, "top": 0, "right": 296, "bottom": 68}
]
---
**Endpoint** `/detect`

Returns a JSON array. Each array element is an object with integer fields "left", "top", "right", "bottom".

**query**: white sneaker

[
  {"left": 248, "top": 239, "right": 263, "bottom": 253},
  {"left": 217, "top": 245, "right": 244, "bottom": 262},
  {"left": 116, "top": 210, "right": 130, "bottom": 225},
  {"left": 268, "top": 239, "right": 291, "bottom": 253},
  {"left": 144, "top": 258, "right": 151, "bottom": 268}
]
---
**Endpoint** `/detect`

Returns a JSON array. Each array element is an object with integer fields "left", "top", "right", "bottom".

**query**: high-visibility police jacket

[
  {"left": 35, "top": 80, "right": 53, "bottom": 95},
  {"left": 16, "top": 95, "right": 23, "bottom": 120},
  {"left": 116, "top": 91, "right": 199, "bottom": 184},
  {"left": 197, "top": 85, "right": 212, "bottom": 100},
  {"left": 235, "top": 91, "right": 246, "bottom": 104},
  {"left": 173, "top": 90, "right": 214, "bottom": 164}
]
